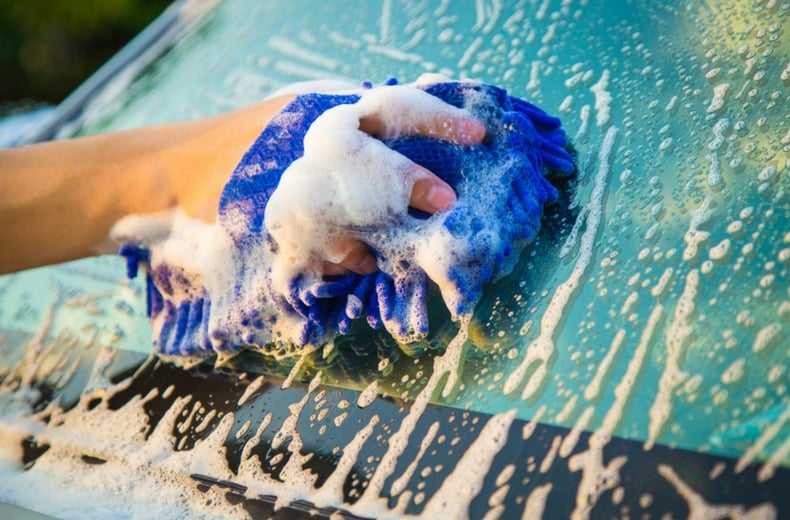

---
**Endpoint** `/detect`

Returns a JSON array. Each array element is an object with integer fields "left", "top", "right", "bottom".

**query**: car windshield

[{"left": 0, "top": 0, "right": 787, "bottom": 518}]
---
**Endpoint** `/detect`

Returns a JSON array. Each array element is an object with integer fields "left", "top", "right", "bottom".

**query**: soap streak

[
  {"left": 568, "top": 304, "right": 663, "bottom": 520},
  {"left": 645, "top": 269, "right": 699, "bottom": 450},
  {"left": 658, "top": 464, "right": 777, "bottom": 519},
  {"left": 504, "top": 126, "right": 618, "bottom": 400},
  {"left": 357, "top": 319, "right": 470, "bottom": 511},
  {"left": 735, "top": 404, "right": 790, "bottom": 474}
]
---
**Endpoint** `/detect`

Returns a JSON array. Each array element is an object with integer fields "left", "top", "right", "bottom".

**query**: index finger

[
  {"left": 357, "top": 86, "right": 486, "bottom": 145},
  {"left": 360, "top": 111, "right": 486, "bottom": 145}
]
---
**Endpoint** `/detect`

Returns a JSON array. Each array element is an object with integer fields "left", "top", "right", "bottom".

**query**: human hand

[
  {"left": 167, "top": 88, "right": 485, "bottom": 280},
  {"left": 116, "top": 79, "right": 572, "bottom": 354},
  {"left": 318, "top": 94, "right": 486, "bottom": 276},
  {"left": 166, "top": 95, "right": 296, "bottom": 225}
]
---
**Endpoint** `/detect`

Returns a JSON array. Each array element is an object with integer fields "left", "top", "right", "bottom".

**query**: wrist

[{"left": 165, "top": 95, "right": 295, "bottom": 223}]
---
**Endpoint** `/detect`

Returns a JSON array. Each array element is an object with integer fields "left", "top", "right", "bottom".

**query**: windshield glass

[{"left": 0, "top": 0, "right": 787, "bottom": 517}]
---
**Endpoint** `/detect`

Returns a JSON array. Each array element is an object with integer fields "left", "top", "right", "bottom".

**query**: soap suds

[
  {"left": 420, "top": 410, "right": 516, "bottom": 519},
  {"left": 589, "top": 70, "right": 612, "bottom": 128},
  {"left": 264, "top": 85, "right": 472, "bottom": 302},
  {"left": 569, "top": 304, "right": 663, "bottom": 520},
  {"left": 504, "top": 126, "right": 617, "bottom": 400},
  {"left": 659, "top": 464, "right": 776, "bottom": 519},
  {"left": 645, "top": 269, "right": 700, "bottom": 450},
  {"left": 735, "top": 404, "right": 790, "bottom": 474},
  {"left": 389, "top": 420, "right": 441, "bottom": 496},
  {"left": 114, "top": 76, "right": 572, "bottom": 356}
]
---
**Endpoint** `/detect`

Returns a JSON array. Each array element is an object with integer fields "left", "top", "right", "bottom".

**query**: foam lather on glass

[{"left": 114, "top": 77, "right": 575, "bottom": 357}]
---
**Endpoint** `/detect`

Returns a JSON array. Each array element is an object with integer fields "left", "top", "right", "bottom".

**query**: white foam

[
  {"left": 521, "top": 483, "right": 553, "bottom": 519},
  {"left": 389, "top": 420, "right": 440, "bottom": 496},
  {"left": 0, "top": 316, "right": 499, "bottom": 519},
  {"left": 735, "top": 404, "right": 790, "bottom": 475},
  {"left": 645, "top": 269, "right": 699, "bottom": 450},
  {"left": 0, "top": 388, "right": 251, "bottom": 519},
  {"left": 583, "top": 329, "right": 625, "bottom": 402},
  {"left": 568, "top": 304, "right": 664, "bottom": 520},
  {"left": 659, "top": 465, "right": 777, "bottom": 518},
  {"left": 267, "top": 36, "right": 342, "bottom": 70},
  {"left": 264, "top": 79, "right": 485, "bottom": 319},
  {"left": 504, "top": 126, "right": 618, "bottom": 400},
  {"left": 420, "top": 410, "right": 516, "bottom": 519},
  {"left": 589, "top": 70, "right": 612, "bottom": 128},
  {"left": 110, "top": 78, "right": 495, "bottom": 351}
]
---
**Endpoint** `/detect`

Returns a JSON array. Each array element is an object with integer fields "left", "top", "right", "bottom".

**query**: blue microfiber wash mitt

[{"left": 119, "top": 78, "right": 574, "bottom": 357}]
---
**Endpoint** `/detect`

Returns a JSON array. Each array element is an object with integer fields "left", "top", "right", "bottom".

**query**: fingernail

[
  {"left": 426, "top": 184, "right": 456, "bottom": 212},
  {"left": 355, "top": 254, "right": 378, "bottom": 274},
  {"left": 460, "top": 119, "right": 486, "bottom": 145}
]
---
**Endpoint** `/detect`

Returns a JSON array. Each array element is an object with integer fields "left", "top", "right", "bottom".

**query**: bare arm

[
  {"left": 0, "top": 96, "right": 293, "bottom": 274},
  {"left": 0, "top": 94, "right": 483, "bottom": 275}
]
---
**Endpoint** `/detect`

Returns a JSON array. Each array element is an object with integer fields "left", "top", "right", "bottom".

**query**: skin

[{"left": 0, "top": 95, "right": 485, "bottom": 275}]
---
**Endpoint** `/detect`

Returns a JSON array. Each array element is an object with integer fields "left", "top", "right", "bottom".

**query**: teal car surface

[{"left": 0, "top": 1, "right": 787, "bottom": 518}]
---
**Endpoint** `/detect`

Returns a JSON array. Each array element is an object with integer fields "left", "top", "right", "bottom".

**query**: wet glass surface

[{"left": 0, "top": 0, "right": 787, "bottom": 517}]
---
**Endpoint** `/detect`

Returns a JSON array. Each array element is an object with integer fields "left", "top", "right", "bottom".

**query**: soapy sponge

[{"left": 120, "top": 79, "right": 574, "bottom": 356}]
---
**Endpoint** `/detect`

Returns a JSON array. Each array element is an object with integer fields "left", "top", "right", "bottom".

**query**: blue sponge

[{"left": 121, "top": 79, "right": 574, "bottom": 356}]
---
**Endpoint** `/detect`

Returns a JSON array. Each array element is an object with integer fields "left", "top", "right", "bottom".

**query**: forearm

[
  {"left": 0, "top": 129, "right": 177, "bottom": 273},
  {"left": 0, "top": 95, "right": 293, "bottom": 274}
]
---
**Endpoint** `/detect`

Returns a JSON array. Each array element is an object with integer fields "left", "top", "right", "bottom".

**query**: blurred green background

[{"left": 0, "top": 0, "right": 172, "bottom": 110}]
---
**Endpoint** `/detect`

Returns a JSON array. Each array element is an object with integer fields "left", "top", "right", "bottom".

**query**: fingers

[
  {"left": 324, "top": 236, "right": 378, "bottom": 275},
  {"left": 321, "top": 87, "right": 484, "bottom": 277},
  {"left": 360, "top": 111, "right": 486, "bottom": 145},
  {"left": 410, "top": 168, "right": 457, "bottom": 213},
  {"left": 322, "top": 168, "right": 456, "bottom": 276},
  {"left": 357, "top": 86, "right": 486, "bottom": 145},
  {"left": 412, "top": 116, "right": 486, "bottom": 146}
]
